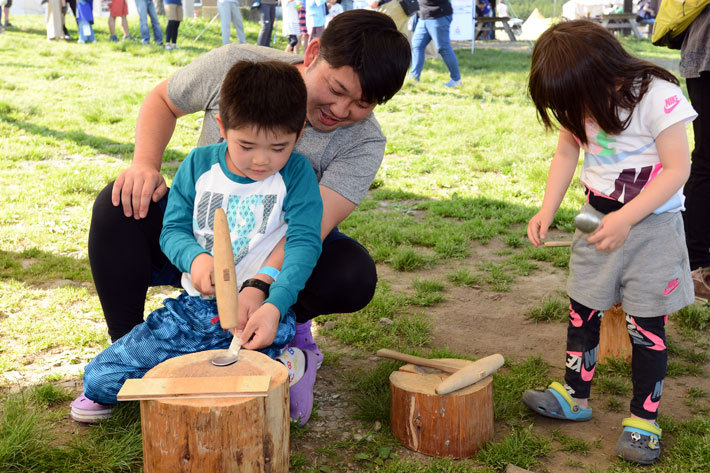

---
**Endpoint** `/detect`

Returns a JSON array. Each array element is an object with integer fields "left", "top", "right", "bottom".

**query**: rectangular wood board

[{"left": 117, "top": 375, "right": 270, "bottom": 401}]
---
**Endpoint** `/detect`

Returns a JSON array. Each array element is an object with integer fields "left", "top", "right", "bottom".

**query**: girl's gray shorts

[{"left": 567, "top": 204, "right": 694, "bottom": 317}]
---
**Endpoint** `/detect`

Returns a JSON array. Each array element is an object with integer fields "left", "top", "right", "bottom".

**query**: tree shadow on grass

[
  {"left": 0, "top": 248, "right": 91, "bottom": 285},
  {"left": 0, "top": 113, "right": 133, "bottom": 158}
]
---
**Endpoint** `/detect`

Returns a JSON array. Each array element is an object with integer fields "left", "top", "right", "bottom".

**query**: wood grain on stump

[
  {"left": 600, "top": 304, "right": 632, "bottom": 362},
  {"left": 139, "top": 350, "right": 288, "bottom": 473},
  {"left": 389, "top": 359, "right": 494, "bottom": 458}
]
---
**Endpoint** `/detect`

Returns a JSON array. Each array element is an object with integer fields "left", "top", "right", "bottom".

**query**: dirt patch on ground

[
  {"left": 4, "top": 241, "right": 707, "bottom": 472},
  {"left": 295, "top": 233, "right": 708, "bottom": 471}
]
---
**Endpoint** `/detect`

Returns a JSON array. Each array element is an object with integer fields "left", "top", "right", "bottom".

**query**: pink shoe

[
  {"left": 287, "top": 320, "right": 323, "bottom": 369},
  {"left": 289, "top": 349, "right": 317, "bottom": 426},
  {"left": 70, "top": 393, "right": 113, "bottom": 423}
]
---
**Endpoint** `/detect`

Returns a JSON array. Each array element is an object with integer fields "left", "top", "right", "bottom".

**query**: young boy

[{"left": 70, "top": 61, "right": 323, "bottom": 426}]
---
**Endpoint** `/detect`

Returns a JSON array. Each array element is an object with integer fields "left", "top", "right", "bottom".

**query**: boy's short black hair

[
  {"left": 219, "top": 60, "right": 307, "bottom": 135},
  {"left": 319, "top": 10, "right": 411, "bottom": 105}
]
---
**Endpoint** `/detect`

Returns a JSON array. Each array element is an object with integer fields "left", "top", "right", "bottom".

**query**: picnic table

[
  {"left": 599, "top": 12, "right": 643, "bottom": 39},
  {"left": 475, "top": 16, "right": 517, "bottom": 41}
]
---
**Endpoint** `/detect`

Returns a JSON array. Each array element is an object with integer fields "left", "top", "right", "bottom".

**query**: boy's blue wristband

[{"left": 257, "top": 266, "right": 280, "bottom": 280}]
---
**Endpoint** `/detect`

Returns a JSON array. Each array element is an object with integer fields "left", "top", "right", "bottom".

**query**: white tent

[{"left": 518, "top": 8, "right": 552, "bottom": 41}]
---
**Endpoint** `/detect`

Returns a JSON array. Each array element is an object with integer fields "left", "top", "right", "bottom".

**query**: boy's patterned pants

[{"left": 84, "top": 291, "right": 295, "bottom": 405}]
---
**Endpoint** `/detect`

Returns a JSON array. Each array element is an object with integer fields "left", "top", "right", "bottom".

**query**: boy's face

[
  {"left": 302, "top": 42, "right": 377, "bottom": 132},
  {"left": 217, "top": 121, "right": 299, "bottom": 181}
]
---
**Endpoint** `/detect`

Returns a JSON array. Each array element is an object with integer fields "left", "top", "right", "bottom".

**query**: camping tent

[{"left": 518, "top": 8, "right": 552, "bottom": 40}]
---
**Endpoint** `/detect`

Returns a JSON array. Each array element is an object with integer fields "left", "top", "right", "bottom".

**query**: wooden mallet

[{"left": 376, "top": 349, "right": 505, "bottom": 395}]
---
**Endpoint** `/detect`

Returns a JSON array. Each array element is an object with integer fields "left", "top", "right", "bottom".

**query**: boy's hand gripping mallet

[
  {"left": 376, "top": 349, "right": 505, "bottom": 395},
  {"left": 211, "top": 208, "right": 242, "bottom": 367}
]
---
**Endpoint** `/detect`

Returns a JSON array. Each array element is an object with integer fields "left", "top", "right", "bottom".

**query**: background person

[
  {"left": 281, "top": 0, "right": 301, "bottom": 53},
  {"left": 410, "top": 0, "right": 462, "bottom": 87},
  {"left": 46, "top": 0, "right": 65, "bottom": 40},
  {"left": 257, "top": 0, "right": 277, "bottom": 46},
  {"left": 679, "top": 6, "right": 710, "bottom": 299},
  {"left": 87, "top": 10, "right": 410, "bottom": 379},
  {"left": 107, "top": 0, "right": 134, "bottom": 42},
  {"left": 305, "top": 0, "right": 325, "bottom": 44},
  {"left": 218, "top": 0, "right": 247, "bottom": 45},
  {"left": 523, "top": 20, "right": 696, "bottom": 465},
  {"left": 1, "top": 0, "right": 13, "bottom": 29},
  {"left": 135, "top": 0, "right": 163, "bottom": 45}
]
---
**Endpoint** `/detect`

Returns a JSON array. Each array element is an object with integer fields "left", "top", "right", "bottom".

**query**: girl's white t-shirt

[{"left": 579, "top": 78, "right": 697, "bottom": 214}]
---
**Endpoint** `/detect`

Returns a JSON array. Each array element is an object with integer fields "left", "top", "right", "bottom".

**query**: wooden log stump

[
  {"left": 389, "top": 359, "right": 494, "bottom": 458},
  {"left": 139, "top": 350, "right": 289, "bottom": 473},
  {"left": 599, "top": 304, "right": 632, "bottom": 362}
]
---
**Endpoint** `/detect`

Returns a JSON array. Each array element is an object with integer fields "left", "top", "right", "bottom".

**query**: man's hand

[
  {"left": 190, "top": 253, "right": 215, "bottom": 295},
  {"left": 238, "top": 303, "right": 280, "bottom": 350},
  {"left": 527, "top": 209, "right": 556, "bottom": 247},
  {"left": 586, "top": 211, "right": 631, "bottom": 251},
  {"left": 112, "top": 164, "right": 167, "bottom": 219}
]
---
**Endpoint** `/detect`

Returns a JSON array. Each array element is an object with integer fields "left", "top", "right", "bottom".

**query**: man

[
  {"left": 135, "top": 0, "right": 163, "bottom": 45},
  {"left": 88, "top": 11, "right": 411, "bottom": 367}
]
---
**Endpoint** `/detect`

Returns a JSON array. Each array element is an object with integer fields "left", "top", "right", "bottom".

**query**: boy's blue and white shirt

[{"left": 160, "top": 141, "right": 323, "bottom": 318}]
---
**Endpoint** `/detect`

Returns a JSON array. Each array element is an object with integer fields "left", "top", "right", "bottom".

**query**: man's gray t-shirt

[{"left": 167, "top": 44, "right": 386, "bottom": 205}]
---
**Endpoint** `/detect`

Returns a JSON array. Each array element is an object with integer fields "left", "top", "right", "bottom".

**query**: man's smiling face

[{"left": 302, "top": 43, "right": 377, "bottom": 131}]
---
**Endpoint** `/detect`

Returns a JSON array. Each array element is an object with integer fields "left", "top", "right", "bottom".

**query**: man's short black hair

[
  {"left": 319, "top": 10, "right": 411, "bottom": 105},
  {"left": 219, "top": 60, "right": 307, "bottom": 135}
]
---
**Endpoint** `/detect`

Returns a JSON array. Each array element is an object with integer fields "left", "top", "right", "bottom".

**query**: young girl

[
  {"left": 163, "top": 0, "right": 182, "bottom": 50},
  {"left": 523, "top": 20, "right": 696, "bottom": 465}
]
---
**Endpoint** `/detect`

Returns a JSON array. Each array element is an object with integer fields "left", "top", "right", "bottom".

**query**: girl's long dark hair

[{"left": 528, "top": 20, "right": 679, "bottom": 144}]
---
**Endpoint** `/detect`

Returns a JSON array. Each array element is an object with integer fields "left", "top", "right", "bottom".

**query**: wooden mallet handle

[
  {"left": 213, "top": 208, "right": 239, "bottom": 330},
  {"left": 376, "top": 349, "right": 460, "bottom": 374}
]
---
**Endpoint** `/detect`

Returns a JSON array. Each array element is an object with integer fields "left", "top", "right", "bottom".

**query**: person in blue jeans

[
  {"left": 135, "top": 0, "right": 163, "bottom": 45},
  {"left": 410, "top": 0, "right": 462, "bottom": 88}
]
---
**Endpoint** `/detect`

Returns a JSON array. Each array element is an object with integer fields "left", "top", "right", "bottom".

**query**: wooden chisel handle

[
  {"left": 376, "top": 349, "right": 460, "bottom": 374},
  {"left": 213, "top": 208, "right": 239, "bottom": 330}
]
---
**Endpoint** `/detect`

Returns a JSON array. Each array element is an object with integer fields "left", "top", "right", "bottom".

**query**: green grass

[
  {"left": 1, "top": 11, "right": 706, "bottom": 473},
  {"left": 527, "top": 296, "right": 568, "bottom": 323}
]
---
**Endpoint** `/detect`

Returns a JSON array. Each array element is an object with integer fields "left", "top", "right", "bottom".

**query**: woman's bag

[
  {"left": 399, "top": 0, "right": 419, "bottom": 16},
  {"left": 652, "top": 0, "right": 709, "bottom": 48}
]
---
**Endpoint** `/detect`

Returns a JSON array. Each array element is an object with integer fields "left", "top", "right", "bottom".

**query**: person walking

[{"left": 410, "top": 0, "right": 462, "bottom": 87}]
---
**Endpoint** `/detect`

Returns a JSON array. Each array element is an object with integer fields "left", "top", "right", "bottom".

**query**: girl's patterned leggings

[{"left": 565, "top": 298, "right": 667, "bottom": 420}]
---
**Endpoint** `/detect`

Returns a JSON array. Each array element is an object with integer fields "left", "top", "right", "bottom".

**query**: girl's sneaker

[
  {"left": 616, "top": 417, "right": 662, "bottom": 464},
  {"left": 289, "top": 349, "right": 317, "bottom": 426},
  {"left": 286, "top": 319, "right": 323, "bottom": 369},
  {"left": 522, "top": 381, "right": 592, "bottom": 421},
  {"left": 70, "top": 393, "right": 113, "bottom": 423}
]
